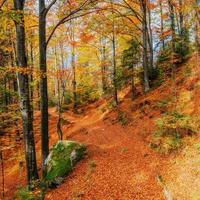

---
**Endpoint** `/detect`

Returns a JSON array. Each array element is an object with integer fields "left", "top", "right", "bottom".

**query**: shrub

[
  {"left": 175, "top": 28, "right": 191, "bottom": 61},
  {"left": 118, "top": 111, "right": 129, "bottom": 126},
  {"left": 148, "top": 67, "right": 164, "bottom": 88},
  {"left": 157, "top": 30, "right": 192, "bottom": 68},
  {"left": 157, "top": 97, "right": 170, "bottom": 109},
  {"left": 15, "top": 187, "right": 41, "bottom": 200},
  {"left": 139, "top": 66, "right": 164, "bottom": 89},
  {"left": 64, "top": 91, "right": 72, "bottom": 105},
  {"left": 107, "top": 100, "right": 116, "bottom": 110},
  {"left": 150, "top": 111, "right": 199, "bottom": 153}
]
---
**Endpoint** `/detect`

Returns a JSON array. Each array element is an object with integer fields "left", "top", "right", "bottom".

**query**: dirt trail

[
  {"left": 45, "top": 94, "right": 166, "bottom": 200},
  {"left": 0, "top": 83, "right": 167, "bottom": 200}
]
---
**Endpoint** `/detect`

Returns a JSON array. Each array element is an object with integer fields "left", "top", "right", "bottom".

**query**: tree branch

[
  {"left": 0, "top": 0, "right": 7, "bottom": 9},
  {"left": 46, "top": 1, "right": 101, "bottom": 46},
  {"left": 45, "top": 0, "right": 57, "bottom": 16},
  {"left": 122, "top": 0, "right": 143, "bottom": 22}
]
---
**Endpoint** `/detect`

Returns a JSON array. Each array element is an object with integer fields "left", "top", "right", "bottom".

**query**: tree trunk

[
  {"left": 29, "top": 39, "right": 34, "bottom": 123},
  {"left": 70, "top": 20, "right": 78, "bottom": 113},
  {"left": 59, "top": 42, "right": 66, "bottom": 106},
  {"left": 0, "top": 151, "right": 5, "bottom": 199},
  {"left": 112, "top": 28, "right": 118, "bottom": 105},
  {"left": 29, "top": 40, "right": 34, "bottom": 101},
  {"left": 111, "top": 1, "right": 118, "bottom": 105},
  {"left": 100, "top": 37, "right": 107, "bottom": 94},
  {"left": 4, "top": 77, "right": 8, "bottom": 107},
  {"left": 10, "top": 51, "right": 18, "bottom": 93},
  {"left": 141, "top": 0, "right": 150, "bottom": 92},
  {"left": 168, "top": 0, "right": 176, "bottom": 62},
  {"left": 54, "top": 45, "right": 63, "bottom": 140},
  {"left": 168, "top": 0, "right": 177, "bottom": 105},
  {"left": 147, "top": 5, "right": 154, "bottom": 69},
  {"left": 13, "top": 0, "right": 38, "bottom": 187},
  {"left": 195, "top": 0, "right": 200, "bottom": 53},
  {"left": 39, "top": 0, "right": 49, "bottom": 175},
  {"left": 179, "top": 0, "right": 184, "bottom": 36},
  {"left": 159, "top": 0, "right": 165, "bottom": 49},
  {"left": 131, "top": 64, "right": 135, "bottom": 100},
  {"left": 37, "top": 82, "right": 40, "bottom": 110}
]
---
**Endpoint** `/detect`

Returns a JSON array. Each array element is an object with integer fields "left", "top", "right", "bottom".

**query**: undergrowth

[
  {"left": 150, "top": 111, "right": 199, "bottom": 154},
  {"left": 14, "top": 186, "right": 41, "bottom": 200},
  {"left": 118, "top": 111, "right": 129, "bottom": 126},
  {"left": 86, "top": 160, "right": 97, "bottom": 179}
]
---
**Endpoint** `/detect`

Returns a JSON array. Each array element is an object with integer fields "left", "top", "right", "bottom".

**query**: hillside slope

[
  {"left": 46, "top": 54, "right": 200, "bottom": 200},
  {"left": 1, "top": 54, "right": 200, "bottom": 199}
]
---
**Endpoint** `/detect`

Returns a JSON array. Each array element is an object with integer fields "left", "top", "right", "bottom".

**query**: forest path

[{"left": 45, "top": 88, "right": 166, "bottom": 200}]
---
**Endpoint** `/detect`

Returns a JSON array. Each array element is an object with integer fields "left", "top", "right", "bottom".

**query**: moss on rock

[{"left": 45, "top": 140, "right": 86, "bottom": 186}]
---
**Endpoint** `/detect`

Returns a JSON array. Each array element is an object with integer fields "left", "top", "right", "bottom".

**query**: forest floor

[{"left": 1, "top": 54, "right": 200, "bottom": 200}]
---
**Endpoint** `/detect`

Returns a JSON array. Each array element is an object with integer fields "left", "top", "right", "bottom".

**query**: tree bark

[
  {"left": 195, "top": 0, "right": 200, "bottom": 53},
  {"left": 0, "top": 151, "right": 4, "bottom": 199},
  {"left": 147, "top": 5, "right": 154, "bottom": 69},
  {"left": 30, "top": 40, "right": 34, "bottom": 100},
  {"left": 111, "top": 0, "right": 118, "bottom": 105},
  {"left": 168, "top": 0, "right": 176, "bottom": 61},
  {"left": 59, "top": 42, "right": 66, "bottom": 106},
  {"left": 39, "top": 0, "right": 49, "bottom": 175},
  {"left": 159, "top": 0, "right": 165, "bottom": 49},
  {"left": 112, "top": 30, "right": 118, "bottom": 105},
  {"left": 141, "top": 0, "right": 150, "bottom": 92},
  {"left": 54, "top": 45, "right": 63, "bottom": 140},
  {"left": 70, "top": 20, "right": 78, "bottom": 112},
  {"left": 168, "top": 0, "right": 177, "bottom": 105},
  {"left": 13, "top": 0, "right": 38, "bottom": 187},
  {"left": 131, "top": 63, "right": 135, "bottom": 100},
  {"left": 179, "top": 0, "right": 184, "bottom": 36},
  {"left": 29, "top": 39, "right": 34, "bottom": 123},
  {"left": 100, "top": 37, "right": 107, "bottom": 94}
]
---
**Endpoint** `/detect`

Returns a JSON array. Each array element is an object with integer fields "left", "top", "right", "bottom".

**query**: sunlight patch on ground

[{"left": 164, "top": 137, "right": 200, "bottom": 200}]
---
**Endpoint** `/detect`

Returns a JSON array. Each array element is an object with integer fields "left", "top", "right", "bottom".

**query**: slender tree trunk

[
  {"left": 54, "top": 45, "right": 63, "bottom": 140},
  {"left": 72, "top": 49, "right": 77, "bottom": 112},
  {"left": 168, "top": 0, "right": 177, "bottom": 104},
  {"left": 195, "top": 0, "right": 200, "bottom": 53},
  {"left": 29, "top": 40, "right": 34, "bottom": 122},
  {"left": 168, "top": 0, "right": 176, "bottom": 64},
  {"left": 179, "top": 0, "right": 184, "bottom": 35},
  {"left": 70, "top": 20, "right": 78, "bottom": 112},
  {"left": 141, "top": 0, "right": 150, "bottom": 92},
  {"left": 10, "top": 51, "right": 18, "bottom": 93},
  {"left": 111, "top": 1, "right": 118, "bottom": 105},
  {"left": 147, "top": 5, "right": 154, "bottom": 69},
  {"left": 131, "top": 64, "right": 135, "bottom": 100},
  {"left": 0, "top": 150, "right": 4, "bottom": 199},
  {"left": 175, "top": 10, "right": 181, "bottom": 35},
  {"left": 37, "top": 82, "right": 40, "bottom": 110},
  {"left": 39, "top": 0, "right": 49, "bottom": 175},
  {"left": 4, "top": 77, "right": 8, "bottom": 107},
  {"left": 59, "top": 42, "right": 66, "bottom": 106},
  {"left": 178, "top": 0, "right": 184, "bottom": 53},
  {"left": 159, "top": 0, "right": 165, "bottom": 49},
  {"left": 100, "top": 37, "right": 107, "bottom": 94},
  {"left": 112, "top": 32, "right": 118, "bottom": 105},
  {"left": 13, "top": 0, "right": 38, "bottom": 187}
]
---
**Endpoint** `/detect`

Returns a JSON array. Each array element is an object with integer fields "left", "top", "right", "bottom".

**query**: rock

[{"left": 45, "top": 140, "right": 86, "bottom": 186}]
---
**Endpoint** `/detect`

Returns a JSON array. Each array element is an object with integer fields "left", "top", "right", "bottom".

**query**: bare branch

[
  {"left": 46, "top": 9, "right": 100, "bottom": 46},
  {"left": 111, "top": 8, "right": 142, "bottom": 32},
  {"left": 45, "top": 0, "right": 57, "bottom": 15},
  {"left": 0, "top": 0, "right": 7, "bottom": 9},
  {"left": 46, "top": 0, "right": 99, "bottom": 46},
  {"left": 122, "top": 0, "right": 143, "bottom": 22}
]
